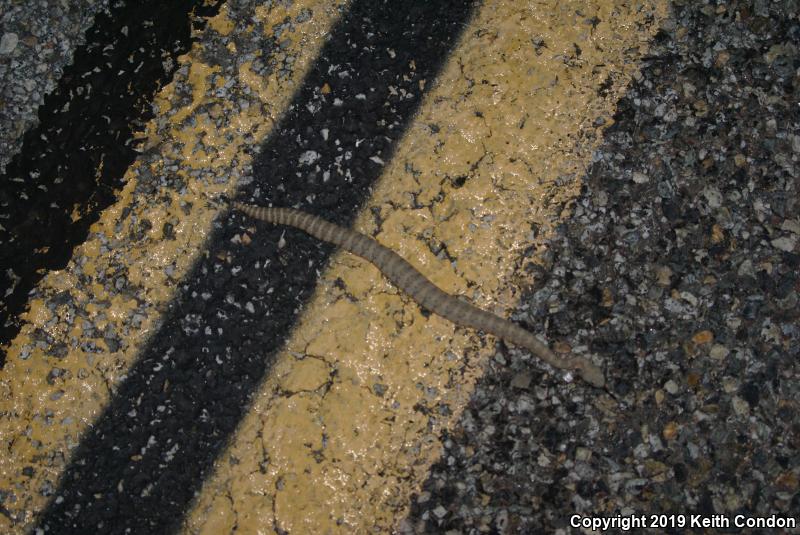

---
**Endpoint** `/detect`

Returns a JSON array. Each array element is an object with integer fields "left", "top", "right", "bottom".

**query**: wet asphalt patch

[
  {"left": 37, "top": 1, "right": 476, "bottom": 532},
  {"left": 0, "top": 0, "right": 223, "bottom": 367}
]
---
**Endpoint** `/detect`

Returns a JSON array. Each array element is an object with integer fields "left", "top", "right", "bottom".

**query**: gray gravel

[
  {"left": 405, "top": 1, "right": 799, "bottom": 533},
  {"left": 0, "top": 0, "right": 109, "bottom": 174}
]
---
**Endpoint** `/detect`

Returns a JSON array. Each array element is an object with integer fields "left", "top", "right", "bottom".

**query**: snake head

[{"left": 576, "top": 359, "right": 605, "bottom": 389}]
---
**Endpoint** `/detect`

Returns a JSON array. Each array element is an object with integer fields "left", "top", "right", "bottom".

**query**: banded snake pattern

[{"left": 232, "top": 202, "right": 605, "bottom": 388}]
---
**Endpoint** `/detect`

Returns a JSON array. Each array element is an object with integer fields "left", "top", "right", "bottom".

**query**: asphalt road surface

[{"left": 1, "top": 1, "right": 798, "bottom": 534}]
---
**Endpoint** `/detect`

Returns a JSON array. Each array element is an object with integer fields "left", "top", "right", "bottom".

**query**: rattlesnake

[{"left": 232, "top": 201, "right": 605, "bottom": 388}]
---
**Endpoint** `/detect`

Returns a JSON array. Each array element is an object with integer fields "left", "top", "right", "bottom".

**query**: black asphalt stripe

[
  {"left": 0, "top": 0, "right": 223, "bottom": 367},
  {"left": 37, "top": 1, "right": 476, "bottom": 533}
]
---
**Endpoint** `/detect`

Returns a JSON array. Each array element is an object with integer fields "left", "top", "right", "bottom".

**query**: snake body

[{"left": 232, "top": 202, "right": 605, "bottom": 388}]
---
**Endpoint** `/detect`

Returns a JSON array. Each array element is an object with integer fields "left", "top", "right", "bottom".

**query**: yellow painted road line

[
  {"left": 0, "top": 2, "right": 345, "bottom": 531},
  {"left": 185, "top": 1, "right": 668, "bottom": 533}
]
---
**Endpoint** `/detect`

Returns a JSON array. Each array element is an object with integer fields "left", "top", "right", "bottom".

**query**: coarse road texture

[
  {"left": 0, "top": 0, "right": 225, "bottom": 364},
  {"left": 5, "top": 1, "right": 795, "bottom": 535}
]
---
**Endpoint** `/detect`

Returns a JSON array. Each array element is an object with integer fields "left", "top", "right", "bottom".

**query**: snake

[{"left": 232, "top": 201, "right": 605, "bottom": 388}]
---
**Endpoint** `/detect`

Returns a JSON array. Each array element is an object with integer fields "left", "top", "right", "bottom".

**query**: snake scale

[{"left": 232, "top": 202, "right": 605, "bottom": 388}]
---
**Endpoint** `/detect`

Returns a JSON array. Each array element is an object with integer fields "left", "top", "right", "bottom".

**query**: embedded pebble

[
  {"left": 0, "top": 32, "right": 19, "bottom": 54},
  {"left": 771, "top": 235, "right": 797, "bottom": 252}
]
